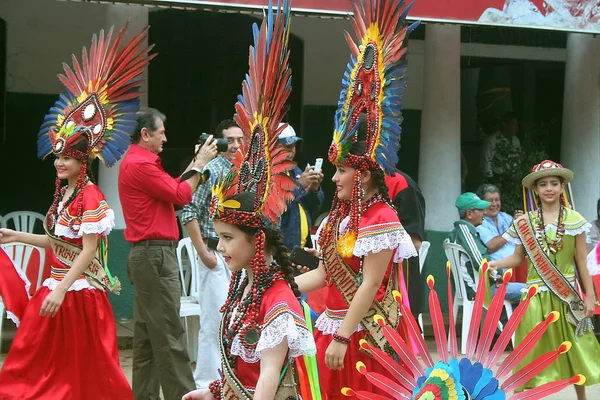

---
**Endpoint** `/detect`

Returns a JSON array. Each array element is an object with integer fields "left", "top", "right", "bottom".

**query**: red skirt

[
  {"left": 0, "top": 286, "right": 132, "bottom": 400},
  {"left": 315, "top": 329, "right": 390, "bottom": 400}
]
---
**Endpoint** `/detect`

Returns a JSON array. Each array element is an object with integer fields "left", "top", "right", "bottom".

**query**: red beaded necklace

[{"left": 221, "top": 253, "right": 284, "bottom": 363}]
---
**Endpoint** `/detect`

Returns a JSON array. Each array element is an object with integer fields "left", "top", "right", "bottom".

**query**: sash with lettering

[
  {"left": 322, "top": 218, "right": 400, "bottom": 353},
  {"left": 44, "top": 217, "right": 121, "bottom": 294},
  {"left": 218, "top": 316, "right": 299, "bottom": 399},
  {"left": 514, "top": 214, "right": 593, "bottom": 336}
]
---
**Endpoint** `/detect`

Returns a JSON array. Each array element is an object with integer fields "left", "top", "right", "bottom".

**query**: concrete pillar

[
  {"left": 560, "top": 33, "right": 600, "bottom": 221},
  {"left": 418, "top": 24, "right": 462, "bottom": 231},
  {"left": 98, "top": 4, "right": 149, "bottom": 229}
]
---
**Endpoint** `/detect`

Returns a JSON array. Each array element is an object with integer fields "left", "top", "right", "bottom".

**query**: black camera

[{"left": 198, "top": 133, "right": 229, "bottom": 153}]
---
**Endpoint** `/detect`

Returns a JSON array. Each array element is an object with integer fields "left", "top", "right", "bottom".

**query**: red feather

[
  {"left": 427, "top": 276, "right": 448, "bottom": 363},
  {"left": 465, "top": 259, "right": 489, "bottom": 357},
  {"left": 446, "top": 262, "right": 459, "bottom": 359},
  {"left": 496, "top": 311, "right": 560, "bottom": 379}
]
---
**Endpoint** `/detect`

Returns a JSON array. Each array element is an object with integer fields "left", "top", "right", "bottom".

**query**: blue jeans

[{"left": 491, "top": 281, "right": 526, "bottom": 307}]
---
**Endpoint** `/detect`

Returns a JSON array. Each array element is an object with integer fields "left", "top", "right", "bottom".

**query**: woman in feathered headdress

[
  {"left": 182, "top": 2, "right": 316, "bottom": 400},
  {"left": 0, "top": 24, "right": 154, "bottom": 399},
  {"left": 294, "top": 0, "right": 418, "bottom": 397}
]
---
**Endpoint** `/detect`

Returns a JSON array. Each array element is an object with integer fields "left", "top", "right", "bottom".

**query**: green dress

[{"left": 504, "top": 208, "right": 600, "bottom": 389}]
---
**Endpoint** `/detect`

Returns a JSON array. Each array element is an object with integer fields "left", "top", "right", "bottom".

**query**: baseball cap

[
  {"left": 455, "top": 192, "right": 490, "bottom": 212},
  {"left": 278, "top": 123, "right": 303, "bottom": 146}
]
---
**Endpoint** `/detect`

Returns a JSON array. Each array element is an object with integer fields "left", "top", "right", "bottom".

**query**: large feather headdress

[
  {"left": 328, "top": 0, "right": 418, "bottom": 173},
  {"left": 209, "top": 0, "right": 296, "bottom": 229},
  {"left": 37, "top": 23, "right": 156, "bottom": 166},
  {"left": 322, "top": 0, "right": 418, "bottom": 259},
  {"left": 209, "top": 0, "right": 298, "bottom": 354}
]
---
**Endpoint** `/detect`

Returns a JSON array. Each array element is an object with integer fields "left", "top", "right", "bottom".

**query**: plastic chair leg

[{"left": 461, "top": 301, "right": 473, "bottom": 355}]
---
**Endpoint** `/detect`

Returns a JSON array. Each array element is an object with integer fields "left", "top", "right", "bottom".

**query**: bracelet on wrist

[
  {"left": 208, "top": 380, "right": 222, "bottom": 400},
  {"left": 332, "top": 332, "right": 351, "bottom": 345}
]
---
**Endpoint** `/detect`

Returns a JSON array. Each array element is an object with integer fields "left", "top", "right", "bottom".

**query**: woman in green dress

[{"left": 490, "top": 160, "right": 600, "bottom": 400}]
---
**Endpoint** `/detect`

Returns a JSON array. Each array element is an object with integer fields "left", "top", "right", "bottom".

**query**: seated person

[
  {"left": 475, "top": 184, "right": 526, "bottom": 304},
  {"left": 588, "top": 198, "right": 600, "bottom": 252},
  {"left": 447, "top": 192, "right": 525, "bottom": 307}
]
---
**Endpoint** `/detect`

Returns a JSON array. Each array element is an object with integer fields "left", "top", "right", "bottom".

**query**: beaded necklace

[
  {"left": 322, "top": 192, "right": 388, "bottom": 286},
  {"left": 221, "top": 260, "right": 284, "bottom": 366},
  {"left": 535, "top": 203, "right": 565, "bottom": 255}
]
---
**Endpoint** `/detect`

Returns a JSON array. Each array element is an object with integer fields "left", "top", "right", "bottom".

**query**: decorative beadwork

[
  {"left": 208, "top": 379, "right": 222, "bottom": 400},
  {"left": 536, "top": 201, "right": 565, "bottom": 255},
  {"left": 332, "top": 332, "right": 351, "bottom": 345}
]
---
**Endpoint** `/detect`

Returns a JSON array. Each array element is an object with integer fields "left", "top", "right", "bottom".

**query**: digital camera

[{"left": 198, "top": 133, "right": 229, "bottom": 153}]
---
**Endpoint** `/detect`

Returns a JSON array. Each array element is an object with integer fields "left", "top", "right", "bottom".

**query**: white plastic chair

[
  {"left": 0, "top": 243, "right": 46, "bottom": 342},
  {"left": 1, "top": 211, "right": 46, "bottom": 234},
  {"left": 175, "top": 209, "right": 189, "bottom": 239},
  {"left": 176, "top": 238, "right": 201, "bottom": 361},
  {"left": 443, "top": 239, "right": 513, "bottom": 354},
  {"left": 417, "top": 240, "right": 430, "bottom": 334}
]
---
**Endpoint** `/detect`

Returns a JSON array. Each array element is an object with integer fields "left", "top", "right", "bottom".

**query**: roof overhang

[{"left": 60, "top": 0, "right": 600, "bottom": 34}]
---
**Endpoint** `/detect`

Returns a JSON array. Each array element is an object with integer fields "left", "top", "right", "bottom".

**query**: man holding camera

[
  {"left": 180, "top": 118, "right": 243, "bottom": 389},
  {"left": 278, "top": 124, "right": 324, "bottom": 252},
  {"left": 119, "top": 108, "right": 218, "bottom": 400}
]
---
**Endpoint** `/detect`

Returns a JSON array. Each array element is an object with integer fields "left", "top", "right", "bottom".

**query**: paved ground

[{"left": 0, "top": 319, "right": 598, "bottom": 399}]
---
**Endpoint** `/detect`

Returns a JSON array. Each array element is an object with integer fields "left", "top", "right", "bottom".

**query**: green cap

[{"left": 455, "top": 192, "right": 490, "bottom": 212}]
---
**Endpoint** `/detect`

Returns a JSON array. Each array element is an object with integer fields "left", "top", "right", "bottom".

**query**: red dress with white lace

[
  {"left": 314, "top": 201, "right": 417, "bottom": 399},
  {"left": 228, "top": 279, "right": 316, "bottom": 391},
  {"left": 0, "top": 185, "right": 132, "bottom": 400}
]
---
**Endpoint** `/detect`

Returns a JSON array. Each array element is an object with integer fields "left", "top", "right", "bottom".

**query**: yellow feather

[{"left": 222, "top": 199, "right": 241, "bottom": 209}]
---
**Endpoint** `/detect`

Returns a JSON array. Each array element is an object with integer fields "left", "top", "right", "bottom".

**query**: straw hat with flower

[{"left": 522, "top": 160, "right": 574, "bottom": 189}]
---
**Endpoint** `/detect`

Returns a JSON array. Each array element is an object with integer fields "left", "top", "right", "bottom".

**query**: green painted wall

[
  {"left": 106, "top": 229, "right": 134, "bottom": 320},
  {"left": 107, "top": 228, "right": 453, "bottom": 320},
  {"left": 421, "top": 230, "right": 452, "bottom": 313}
]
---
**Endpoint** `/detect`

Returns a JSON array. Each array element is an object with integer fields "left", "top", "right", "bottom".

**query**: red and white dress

[
  {"left": 314, "top": 201, "right": 416, "bottom": 399},
  {"left": 0, "top": 185, "right": 133, "bottom": 400},
  {"left": 227, "top": 279, "right": 316, "bottom": 391}
]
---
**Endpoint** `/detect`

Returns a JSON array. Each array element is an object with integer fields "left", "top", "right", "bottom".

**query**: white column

[
  {"left": 560, "top": 33, "right": 600, "bottom": 221},
  {"left": 418, "top": 24, "right": 462, "bottom": 231},
  {"left": 98, "top": 4, "right": 149, "bottom": 229}
]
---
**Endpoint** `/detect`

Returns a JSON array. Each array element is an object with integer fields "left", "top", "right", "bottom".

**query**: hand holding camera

[{"left": 193, "top": 134, "right": 219, "bottom": 170}]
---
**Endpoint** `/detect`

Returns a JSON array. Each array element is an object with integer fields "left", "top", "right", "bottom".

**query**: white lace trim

[
  {"left": 544, "top": 221, "right": 591, "bottom": 236},
  {"left": 503, "top": 233, "right": 522, "bottom": 245},
  {"left": 503, "top": 222, "right": 592, "bottom": 246},
  {"left": 230, "top": 312, "right": 316, "bottom": 363},
  {"left": 353, "top": 229, "right": 417, "bottom": 262},
  {"left": 6, "top": 311, "right": 20, "bottom": 327},
  {"left": 42, "top": 277, "right": 96, "bottom": 292},
  {"left": 55, "top": 203, "right": 115, "bottom": 238},
  {"left": 314, "top": 311, "right": 363, "bottom": 335},
  {"left": 3, "top": 250, "right": 32, "bottom": 296}
]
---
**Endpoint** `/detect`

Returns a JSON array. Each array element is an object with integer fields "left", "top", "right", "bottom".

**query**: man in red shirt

[{"left": 119, "top": 107, "right": 217, "bottom": 400}]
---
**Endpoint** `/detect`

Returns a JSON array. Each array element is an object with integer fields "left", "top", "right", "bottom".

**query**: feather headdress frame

[
  {"left": 322, "top": 0, "right": 418, "bottom": 258},
  {"left": 209, "top": 0, "right": 296, "bottom": 229},
  {"left": 328, "top": 0, "right": 419, "bottom": 174},
  {"left": 37, "top": 22, "right": 156, "bottom": 167}
]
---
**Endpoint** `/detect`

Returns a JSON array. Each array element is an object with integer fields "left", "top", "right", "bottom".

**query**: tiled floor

[{"left": 0, "top": 319, "right": 598, "bottom": 399}]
